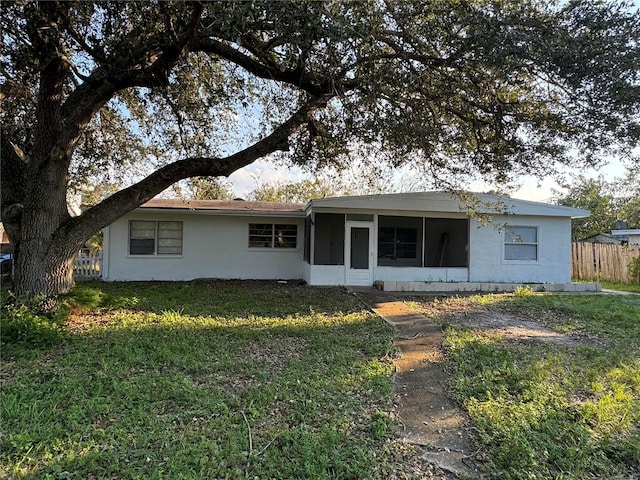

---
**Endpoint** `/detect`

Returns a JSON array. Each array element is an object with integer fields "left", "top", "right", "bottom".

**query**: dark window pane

[
  {"left": 378, "top": 216, "right": 423, "bottom": 267},
  {"left": 379, "top": 227, "right": 395, "bottom": 243},
  {"left": 424, "top": 218, "right": 469, "bottom": 267},
  {"left": 130, "top": 238, "right": 155, "bottom": 255},
  {"left": 396, "top": 228, "right": 417, "bottom": 244},
  {"left": 249, "top": 223, "right": 273, "bottom": 248},
  {"left": 505, "top": 244, "right": 537, "bottom": 260},
  {"left": 274, "top": 224, "right": 297, "bottom": 249}
]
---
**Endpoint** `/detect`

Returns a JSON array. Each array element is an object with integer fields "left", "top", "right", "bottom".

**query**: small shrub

[
  {"left": 1, "top": 301, "right": 66, "bottom": 349},
  {"left": 369, "top": 411, "right": 393, "bottom": 440},
  {"left": 514, "top": 285, "right": 534, "bottom": 297}
]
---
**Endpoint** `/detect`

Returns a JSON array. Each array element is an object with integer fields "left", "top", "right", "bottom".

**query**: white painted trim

[
  {"left": 501, "top": 224, "right": 541, "bottom": 265},
  {"left": 345, "top": 221, "right": 375, "bottom": 286},
  {"left": 101, "top": 226, "right": 110, "bottom": 280}
]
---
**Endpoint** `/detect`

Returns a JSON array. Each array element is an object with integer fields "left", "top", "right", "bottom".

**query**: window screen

[
  {"left": 249, "top": 223, "right": 297, "bottom": 249},
  {"left": 129, "top": 220, "right": 182, "bottom": 255},
  {"left": 313, "top": 213, "right": 345, "bottom": 265},
  {"left": 377, "top": 216, "right": 422, "bottom": 267},
  {"left": 504, "top": 226, "right": 538, "bottom": 261}
]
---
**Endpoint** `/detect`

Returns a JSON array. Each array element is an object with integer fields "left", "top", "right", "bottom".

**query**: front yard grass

[
  {"left": 4, "top": 282, "right": 639, "bottom": 479},
  {"left": 415, "top": 293, "right": 640, "bottom": 480},
  {"left": 601, "top": 281, "right": 640, "bottom": 293},
  {"left": 1, "top": 281, "right": 407, "bottom": 479}
]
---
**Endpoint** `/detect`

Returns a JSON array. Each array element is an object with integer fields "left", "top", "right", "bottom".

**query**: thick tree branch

[
  {"left": 59, "top": 96, "right": 329, "bottom": 245},
  {"left": 0, "top": 136, "right": 29, "bottom": 249},
  {"left": 190, "top": 35, "right": 345, "bottom": 97},
  {"left": 57, "top": 4, "right": 205, "bottom": 161},
  {"left": 60, "top": 8, "right": 108, "bottom": 65}
]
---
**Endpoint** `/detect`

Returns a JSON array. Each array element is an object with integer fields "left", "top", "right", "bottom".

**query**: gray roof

[
  {"left": 611, "top": 229, "right": 640, "bottom": 236},
  {"left": 138, "top": 192, "right": 590, "bottom": 219},
  {"left": 140, "top": 198, "right": 304, "bottom": 215},
  {"left": 306, "top": 191, "right": 589, "bottom": 218},
  {"left": 581, "top": 233, "right": 624, "bottom": 244}
]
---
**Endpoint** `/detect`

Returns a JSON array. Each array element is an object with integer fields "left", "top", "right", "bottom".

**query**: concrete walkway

[{"left": 353, "top": 288, "right": 479, "bottom": 479}]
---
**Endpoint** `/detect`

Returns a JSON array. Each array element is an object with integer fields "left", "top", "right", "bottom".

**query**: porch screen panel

[
  {"left": 313, "top": 213, "right": 345, "bottom": 265},
  {"left": 377, "top": 216, "right": 423, "bottom": 267},
  {"left": 424, "top": 218, "right": 469, "bottom": 267},
  {"left": 350, "top": 227, "right": 369, "bottom": 269}
]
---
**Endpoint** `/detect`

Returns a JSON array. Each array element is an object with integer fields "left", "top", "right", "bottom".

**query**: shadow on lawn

[
  {"left": 1, "top": 281, "right": 397, "bottom": 479},
  {"left": 81, "top": 279, "right": 365, "bottom": 317}
]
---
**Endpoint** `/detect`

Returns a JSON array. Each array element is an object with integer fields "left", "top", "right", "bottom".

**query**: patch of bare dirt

[{"left": 413, "top": 296, "right": 602, "bottom": 348}]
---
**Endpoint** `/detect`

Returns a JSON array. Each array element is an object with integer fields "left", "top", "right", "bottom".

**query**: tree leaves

[{"left": 1, "top": 0, "right": 640, "bottom": 298}]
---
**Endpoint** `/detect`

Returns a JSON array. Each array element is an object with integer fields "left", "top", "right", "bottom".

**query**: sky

[
  {"left": 224, "top": 1, "right": 639, "bottom": 203},
  {"left": 227, "top": 153, "right": 630, "bottom": 203}
]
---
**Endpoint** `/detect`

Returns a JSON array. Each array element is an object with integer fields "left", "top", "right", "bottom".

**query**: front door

[{"left": 345, "top": 223, "right": 374, "bottom": 286}]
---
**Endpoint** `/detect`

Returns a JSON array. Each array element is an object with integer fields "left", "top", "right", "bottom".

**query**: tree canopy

[
  {"left": 248, "top": 178, "right": 346, "bottom": 203},
  {"left": 1, "top": 0, "right": 639, "bottom": 299},
  {"left": 556, "top": 168, "right": 640, "bottom": 239}
]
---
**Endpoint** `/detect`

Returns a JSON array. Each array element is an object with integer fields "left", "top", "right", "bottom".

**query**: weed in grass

[
  {"left": 428, "top": 293, "right": 640, "bottom": 479},
  {"left": 60, "top": 285, "right": 105, "bottom": 310},
  {"left": 513, "top": 285, "right": 534, "bottom": 297},
  {"left": 0, "top": 302, "right": 66, "bottom": 354},
  {"left": 1, "top": 281, "right": 405, "bottom": 480}
]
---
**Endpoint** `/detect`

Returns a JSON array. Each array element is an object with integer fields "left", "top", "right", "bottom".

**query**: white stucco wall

[
  {"left": 374, "top": 266, "right": 469, "bottom": 282},
  {"left": 304, "top": 265, "right": 346, "bottom": 285},
  {"left": 105, "top": 208, "right": 574, "bottom": 285},
  {"left": 305, "top": 212, "right": 573, "bottom": 285},
  {"left": 104, "top": 211, "right": 304, "bottom": 281},
  {"left": 468, "top": 215, "right": 572, "bottom": 283}
]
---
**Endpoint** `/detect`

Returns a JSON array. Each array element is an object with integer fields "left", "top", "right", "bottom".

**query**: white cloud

[
  {"left": 228, "top": 160, "right": 308, "bottom": 197},
  {"left": 227, "top": 155, "right": 631, "bottom": 202}
]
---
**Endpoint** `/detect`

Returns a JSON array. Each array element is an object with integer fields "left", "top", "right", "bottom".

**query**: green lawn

[
  {"left": 1, "top": 281, "right": 414, "bottom": 479},
  {"left": 413, "top": 293, "right": 640, "bottom": 480},
  {"left": 4, "top": 283, "right": 639, "bottom": 479},
  {"left": 602, "top": 281, "right": 640, "bottom": 293}
]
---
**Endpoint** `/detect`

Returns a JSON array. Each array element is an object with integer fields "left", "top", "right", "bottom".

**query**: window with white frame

[
  {"left": 129, "top": 220, "right": 183, "bottom": 255},
  {"left": 504, "top": 226, "right": 538, "bottom": 261},
  {"left": 249, "top": 223, "right": 297, "bottom": 249}
]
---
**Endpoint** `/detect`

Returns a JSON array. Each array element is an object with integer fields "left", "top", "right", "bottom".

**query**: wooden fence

[
  {"left": 74, "top": 250, "right": 102, "bottom": 279},
  {"left": 572, "top": 242, "right": 640, "bottom": 283}
]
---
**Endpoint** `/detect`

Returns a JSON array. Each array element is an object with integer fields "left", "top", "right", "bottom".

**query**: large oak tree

[{"left": 1, "top": 0, "right": 639, "bottom": 301}]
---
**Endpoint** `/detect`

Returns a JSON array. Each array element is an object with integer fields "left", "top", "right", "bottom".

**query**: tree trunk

[
  {"left": 11, "top": 204, "right": 79, "bottom": 306},
  {"left": 13, "top": 244, "right": 76, "bottom": 303},
  {"left": 5, "top": 4, "right": 79, "bottom": 305}
]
